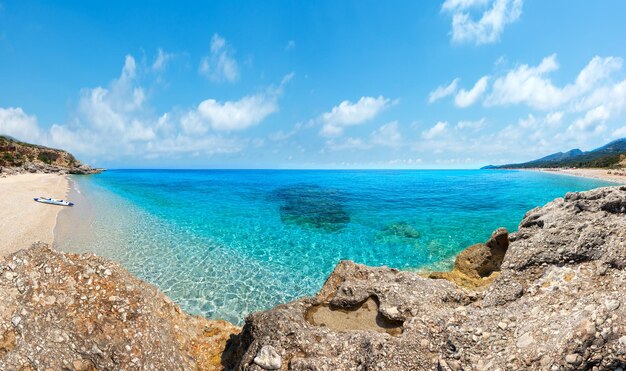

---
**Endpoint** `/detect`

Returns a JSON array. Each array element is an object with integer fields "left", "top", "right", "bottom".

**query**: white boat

[{"left": 33, "top": 197, "right": 74, "bottom": 206}]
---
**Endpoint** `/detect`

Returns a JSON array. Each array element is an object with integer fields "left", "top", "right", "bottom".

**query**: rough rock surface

[
  {"left": 0, "top": 243, "right": 240, "bottom": 370},
  {"left": 0, "top": 135, "right": 103, "bottom": 175},
  {"left": 429, "top": 227, "right": 509, "bottom": 288},
  {"left": 226, "top": 186, "right": 626, "bottom": 370}
]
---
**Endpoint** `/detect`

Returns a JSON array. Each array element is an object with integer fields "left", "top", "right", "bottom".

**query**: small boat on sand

[{"left": 33, "top": 197, "right": 74, "bottom": 206}]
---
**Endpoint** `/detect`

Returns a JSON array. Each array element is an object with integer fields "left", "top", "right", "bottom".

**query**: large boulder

[
  {"left": 428, "top": 227, "right": 510, "bottom": 288},
  {"left": 226, "top": 186, "right": 626, "bottom": 370},
  {"left": 0, "top": 243, "right": 240, "bottom": 370}
]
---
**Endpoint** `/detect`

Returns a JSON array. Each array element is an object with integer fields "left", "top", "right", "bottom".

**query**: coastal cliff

[
  {"left": 0, "top": 135, "right": 102, "bottom": 175},
  {"left": 1, "top": 187, "right": 625, "bottom": 370}
]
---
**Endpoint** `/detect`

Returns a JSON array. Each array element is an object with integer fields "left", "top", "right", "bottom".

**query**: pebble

[
  {"left": 565, "top": 353, "right": 582, "bottom": 365},
  {"left": 516, "top": 333, "right": 534, "bottom": 349},
  {"left": 386, "top": 306, "right": 399, "bottom": 317},
  {"left": 604, "top": 299, "right": 620, "bottom": 311},
  {"left": 11, "top": 316, "right": 21, "bottom": 327},
  {"left": 254, "top": 345, "right": 282, "bottom": 370}
]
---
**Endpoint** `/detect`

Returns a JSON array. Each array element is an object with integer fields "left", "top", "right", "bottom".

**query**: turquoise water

[{"left": 55, "top": 170, "right": 615, "bottom": 324}]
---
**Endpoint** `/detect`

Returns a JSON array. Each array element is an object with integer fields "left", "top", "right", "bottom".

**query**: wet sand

[
  {"left": 0, "top": 173, "right": 69, "bottom": 256},
  {"left": 526, "top": 168, "right": 626, "bottom": 184}
]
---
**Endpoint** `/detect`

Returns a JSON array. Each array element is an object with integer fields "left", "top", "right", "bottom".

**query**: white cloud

[
  {"left": 387, "top": 158, "right": 423, "bottom": 166},
  {"left": 184, "top": 72, "right": 292, "bottom": 133},
  {"left": 320, "top": 96, "right": 390, "bottom": 137},
  {"left": 422, "top": 121, "right": 449, "bottom": 139},
  {"left": 573, "top": 77, "right": 626, "bottom": 117},
  {"left": 441, "top": 0, "right": 490, "bottom": 11},
  {"left": 152, "top": 48, "right": 174, "bottom": 72},
  {"left": 455, "top": 76, "right": 489, "bottom": 107},
  {"left": 456, "top": 117, "right": 486, "bottom": 130},
  {"left": 322, "top": 121, "right": 404, "bottom": 152},
  {"left": 195, "top": 93, "right": 278, "bottom": 132},
  {"left": 199, "top": 34, "right": 239, "bottom": 83},
  {"left": 370, "top": 121, "right": 402, "bottom": 147},
  {"left": 412, "top": 112, "right": 570, "bottom": 165},
  {"left": 324, "top": 137, "right": 371, "bottom": 151},
  {"left": 613, "top": 126, "right": 626, "bottom": 138},
  {"left": 428, "top": 78, "right": 459, "bottom": 103},
  {"left": 0, "top": 107, "right": 44, "bottom": 144},
  {"left": 487, "top": 54, "right": 623, "bottom": 110},
  {"left": 545, "top": 111, "right": 564, "bottom": 124},
  {"left": 442, "top": 0, "right": 523, "bottom": 45},
  {"left": 567, "top": 105, "right": 610, "bottom": 135},
  {"left": 0, "top": 55, "right": 292, "bottom": 162}
]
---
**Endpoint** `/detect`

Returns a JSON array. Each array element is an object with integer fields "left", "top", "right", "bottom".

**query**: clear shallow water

[{"left": 55, "top": 169, "right": 615, "bottom": 324}]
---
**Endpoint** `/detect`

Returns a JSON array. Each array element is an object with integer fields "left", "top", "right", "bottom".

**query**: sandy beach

[
  {"left": 526, "top": 168, "right": 626, "bottom": 184},
  {"left": 0, "top": 173, "right": 69, "bottom": 256}
]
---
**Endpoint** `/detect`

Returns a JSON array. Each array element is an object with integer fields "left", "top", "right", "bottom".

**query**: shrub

[{"left": 37, "top": 151, "right": 60, "bottom": 164}]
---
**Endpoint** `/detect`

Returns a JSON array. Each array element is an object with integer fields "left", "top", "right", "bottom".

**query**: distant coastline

[{"left": 522, "top": 167, "right": 626, "bottom": 184}]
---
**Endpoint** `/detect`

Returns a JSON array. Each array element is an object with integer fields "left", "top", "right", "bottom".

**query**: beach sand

[
  {"left": 0, "top": 173, "right": 69, "bottom": 256},
  {"left": 528, "top": 168, "right": 626, "bottom": 184}
]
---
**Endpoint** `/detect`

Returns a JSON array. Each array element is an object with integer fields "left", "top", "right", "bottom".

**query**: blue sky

[{"left": 1, "top": 0, "right": 626, "bottom": 168}]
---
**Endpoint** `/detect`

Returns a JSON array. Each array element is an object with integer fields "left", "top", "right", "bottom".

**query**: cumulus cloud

[
  {"left": 442, "top": 0, "right": 523, "bottom": 45},
  {"left": 567, "top": 106, "right": 610, "bottom": 135},
  {"left": 412, "top": 113, "right": 564, "bottom": 165},
  {"left": 370, "top": 121, "right": 402, "bottom": 147},
  {"left": 320, "top": 96, "right": 390, "bottom": 137},
  {"left": 0, "top": 54, "right": 291, "bottom": 162},
  {"left": 455, "top": 76, "right": 489, "bottom": 107},
  {"left": 421, "top": 121, "right": 449, "bottom": 139},
  {"left": 199, "top": 34, "right": 239, "bottom": 82},
  {"left": 183, "top": 72, "right": 292, "bottom": 133},
  {"left": 192, "top": 93, "right": 279, "bottom": 132},
  {"left": 428, "top": 78, "right": 459, "bottom": 103},
  {"left": 486, "top": 54, "right": 623, "bottom": 110},
  {"left": 0, "top": 107, "right": 44, "bottom": 144}
]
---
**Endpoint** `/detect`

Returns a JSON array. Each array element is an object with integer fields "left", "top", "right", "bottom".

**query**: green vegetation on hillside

[{"left": 488, "top": 138, "right": 626, "bottom": 169}]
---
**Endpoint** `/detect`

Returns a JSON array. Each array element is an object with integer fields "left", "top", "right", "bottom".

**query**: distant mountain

[
  {"left": 0, "top": 135, "right": 102, "bottom": 175},
  {"left": 533, "top": 148, "right": 584, "bottom": 163},
  {"left": 482, "top": 138, "right": 626, "bottom": 169}
]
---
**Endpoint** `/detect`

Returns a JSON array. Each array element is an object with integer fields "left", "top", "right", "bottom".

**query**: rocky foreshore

[
  {"left": 226, "top": 186, "right": 626, "bottom": 370},
  {"left": 0, "top": 243, "right": 239, "bottom": 370},
  {"left": 1, "top": 186, "right": 625, "bottom": 370},
  {"left": 0, "top": 162, "right": 103, "bottom": 175}
]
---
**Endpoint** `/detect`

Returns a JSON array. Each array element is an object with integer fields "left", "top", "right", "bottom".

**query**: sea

[{"left": 54, "top": 169, "right": 615, "bottom": 324}]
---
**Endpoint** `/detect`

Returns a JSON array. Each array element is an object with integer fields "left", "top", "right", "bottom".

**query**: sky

[{"left": 1, "top": 0, "right": 626, "bottom": 169}]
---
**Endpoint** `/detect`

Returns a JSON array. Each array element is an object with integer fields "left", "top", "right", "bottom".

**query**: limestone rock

[
  {"left": 0, "top": 135, "right": 104, "bottom": 175},
  {"left": 454, "top": 227, "right": 509, "bottom": 278},
  {"left": 226, "top": 186, "right": 626, "bottom": 370},
  {"left": 428, "top": 228, "right": 509, "bottom": 288},
  {"left": 253, "top": 345, "right": 282, "bottom": 370},
  {"left": 0, "top": 243, "right": 240, "bottom": 370}
]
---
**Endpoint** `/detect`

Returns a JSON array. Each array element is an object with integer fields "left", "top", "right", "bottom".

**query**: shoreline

[
  {"left": 521, "top": 167, "right": 626, "bottom": 184},
  {"left": 0, "top": 173, "right": 70, "bottom": 256}
]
